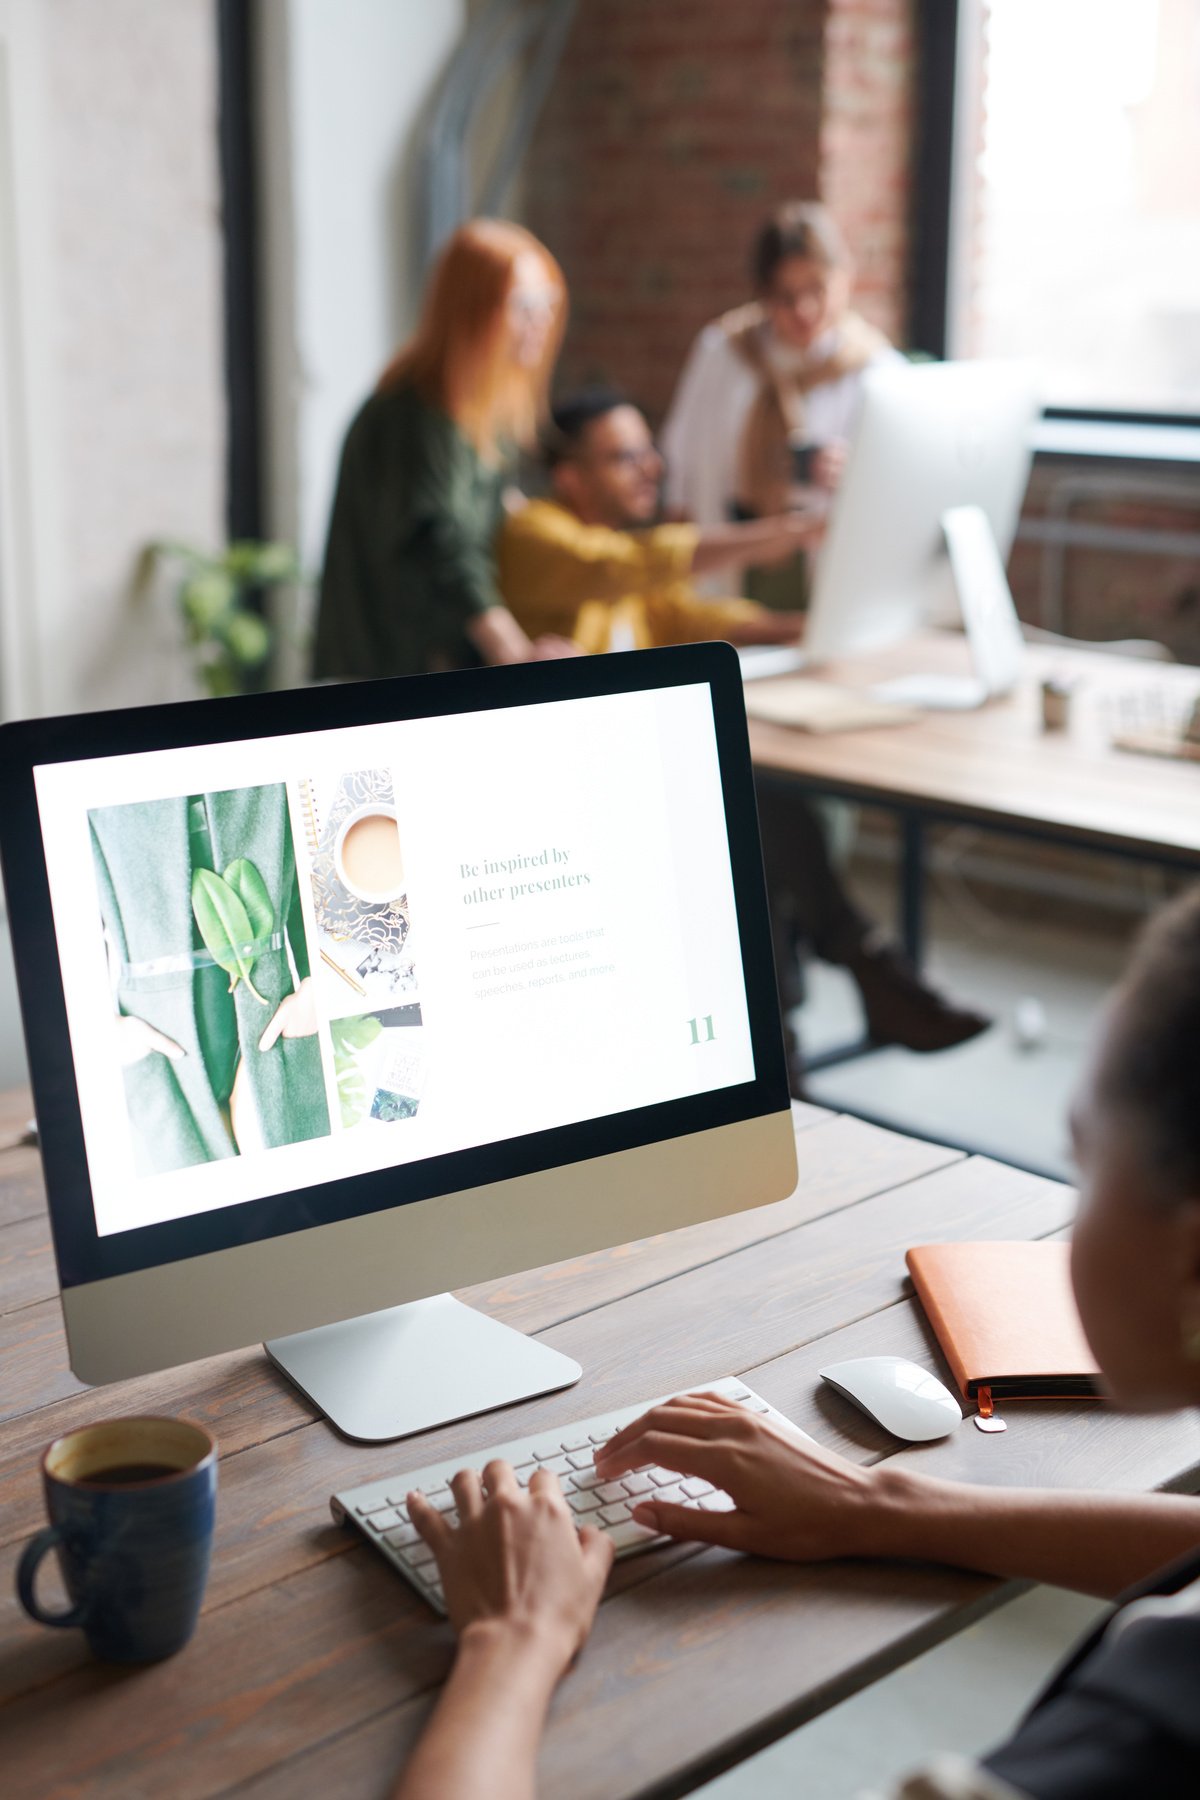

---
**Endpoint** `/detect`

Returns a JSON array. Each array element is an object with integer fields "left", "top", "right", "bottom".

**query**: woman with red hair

[{"left": 314, "top": 219, "right": 573, "bottom": 679}]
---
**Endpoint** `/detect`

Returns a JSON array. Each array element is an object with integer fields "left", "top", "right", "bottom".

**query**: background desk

[
  {"left": 748, "top": 633, "right": 1200, "bottom": 969},
  {"left": 3, "top": 1085, "right": 1200, "bottom": 1799}
]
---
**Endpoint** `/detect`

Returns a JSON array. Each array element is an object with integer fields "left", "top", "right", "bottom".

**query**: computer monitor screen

[
  {"left": 0, "top": 646, "right": 795, "bottom": 1427},
  {"left": 805, "top": 359, "right": 1039, "bottom": 662}
]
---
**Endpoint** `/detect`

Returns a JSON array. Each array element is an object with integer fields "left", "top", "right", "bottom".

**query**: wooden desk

[
  {"left": 4, "top": 1084, "right": 1200, "bottom": 1799},
  {"left": 749, "top": 632, "right": 1200, "bottom": 963}
]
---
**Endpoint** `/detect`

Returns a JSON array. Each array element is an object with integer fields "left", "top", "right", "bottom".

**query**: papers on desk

[{"left": 743, "top": 678, "right": 919, "bottom": 734}]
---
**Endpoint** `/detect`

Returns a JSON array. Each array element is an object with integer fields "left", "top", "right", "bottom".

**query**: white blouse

[{"left": 660, "top": 317, "right": 901, "bottom": 530}]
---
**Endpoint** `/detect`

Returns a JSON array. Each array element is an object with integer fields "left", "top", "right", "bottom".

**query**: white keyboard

[{"left": 331, "top": 1376, "right": 807, "bottom": 1614}]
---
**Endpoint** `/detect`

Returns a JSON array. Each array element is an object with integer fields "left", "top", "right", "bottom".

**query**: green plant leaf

[
  {"left": 191, "top": 868, "right": 268, "bottom": 1004},
  {"left": 330, "top": 1014, "right": 383, "bottom": 1055},
  {"left": 183, "top": 571, "right": 236, "bottom": 630},
  {"left": 337, "top": 1065, "right": 367, "bottom": 1128},
  {"left": 223, "top": 859, "right": 274, "bottom": 942},
  {"left": 222, "top": 610, "right": 271, "bottom": 667}
]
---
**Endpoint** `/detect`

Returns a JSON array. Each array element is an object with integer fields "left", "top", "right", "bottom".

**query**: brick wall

[
  {"left": 524, "top": 0, "right": 917, "bottom": 423},
  {"left": 820, "top": 0, "right": 915, "bottom": 345}
]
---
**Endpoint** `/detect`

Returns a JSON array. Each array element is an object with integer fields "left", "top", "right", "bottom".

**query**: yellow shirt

[{"left": 496, "top": 498, "right": 766, "bottom": 653}]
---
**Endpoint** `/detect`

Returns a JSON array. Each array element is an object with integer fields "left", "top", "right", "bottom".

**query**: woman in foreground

[{"left": 395, "top": 888, "right": 1200, "bottom": 1799}]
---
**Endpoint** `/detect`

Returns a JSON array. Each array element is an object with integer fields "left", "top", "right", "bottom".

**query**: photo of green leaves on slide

[
  {"left": 329, "top": 1005, "right": 425, "bottom": 1130},
  {"left": 89, "top": 783, "right": 330, "bottom": 1176}
]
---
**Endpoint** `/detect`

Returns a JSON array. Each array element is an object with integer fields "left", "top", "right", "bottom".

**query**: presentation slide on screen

[{"left": 33, "top": 685, "right": 755, "bottom": 1237}]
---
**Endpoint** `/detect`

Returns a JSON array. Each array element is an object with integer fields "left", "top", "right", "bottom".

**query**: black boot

[{"left": 846, "top": 930, "right": 991, "bottom": 1053}]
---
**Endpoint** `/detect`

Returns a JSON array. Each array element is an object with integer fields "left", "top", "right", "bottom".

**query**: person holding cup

[
  {"left": 313, "top": 219, "right": 579, "bottom": 682},
  {"left": 660, "top": 200, "right": 902, "bottom": 608},
  {"left": 392, "top": 886, "right": 1200, "bottom": 1799}
]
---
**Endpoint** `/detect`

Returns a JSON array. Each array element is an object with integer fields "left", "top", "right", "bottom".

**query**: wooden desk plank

[
  {"left": 1, "top": 1156, "right": 1078, "bottom": 1791},
  {"left": 749, "top": 635, "right": 1200, "bottom": 861}
]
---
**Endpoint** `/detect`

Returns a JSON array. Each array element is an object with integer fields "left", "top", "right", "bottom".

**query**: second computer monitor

[{"left": 804, "top": 359, "right": 1039, "bottom": 663}]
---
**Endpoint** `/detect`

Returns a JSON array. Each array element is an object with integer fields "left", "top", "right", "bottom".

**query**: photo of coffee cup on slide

[
  {"left": 334, "top": 805, "right": 405, "bottom": 906},
  {"left": 299, "top": 768, "right": 419, "bottom": 1016}
]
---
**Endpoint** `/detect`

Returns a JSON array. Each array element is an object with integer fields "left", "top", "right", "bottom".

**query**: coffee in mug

[{"left": 16, "top": 1415, "right": 217, "bottom": 1663}]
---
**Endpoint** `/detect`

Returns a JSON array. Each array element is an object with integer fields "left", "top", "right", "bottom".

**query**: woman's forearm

[
  {"left": 869, "top": 1467, "right": 1200, "bottom": 1599},
  {"left": 394, "top": 1620, "right": 566, "bottom": 1800}
]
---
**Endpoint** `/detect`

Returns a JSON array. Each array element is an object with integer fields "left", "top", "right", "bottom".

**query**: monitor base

[{"left": 265, "top": 1293, "right": 582, "bottom": 1443}]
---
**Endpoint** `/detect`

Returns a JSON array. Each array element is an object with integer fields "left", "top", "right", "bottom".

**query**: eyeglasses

[
  {"left": 508, "top": 288, "right": 560, "bottom": 320},
  {"left": 592, "top": 444, "right": 661, "bottom": 470}
]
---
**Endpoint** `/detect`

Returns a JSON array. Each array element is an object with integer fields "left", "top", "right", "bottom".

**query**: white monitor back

[{"left": 805, "top": 360, "right": 1039, "bottom": 662}]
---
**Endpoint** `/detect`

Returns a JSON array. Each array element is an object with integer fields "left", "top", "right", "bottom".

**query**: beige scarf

[{"left": 723, "top": 302, "right": 890, "bottom": 517}]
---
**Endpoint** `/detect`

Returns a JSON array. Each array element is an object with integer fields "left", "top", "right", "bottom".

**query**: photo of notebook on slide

[{"left": 906, "top": 1240, "right": 1102, "bottom": 1418}]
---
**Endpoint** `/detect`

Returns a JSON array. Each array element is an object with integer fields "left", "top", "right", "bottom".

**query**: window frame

[{"left": 911, "top": 0, "right": 1200, "bottom": 442}]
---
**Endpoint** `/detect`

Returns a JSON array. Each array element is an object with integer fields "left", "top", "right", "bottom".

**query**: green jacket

[
  {"left": 313, "top": 380, "right": 505, "bottom": 680},
  {"left": 90, "top": 784, "right": 329, "bottom": 1175}
]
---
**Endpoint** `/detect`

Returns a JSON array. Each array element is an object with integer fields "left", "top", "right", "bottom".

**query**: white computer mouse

[{"left": 818, "top": 1356, "right": 962, "bottom": 1442}]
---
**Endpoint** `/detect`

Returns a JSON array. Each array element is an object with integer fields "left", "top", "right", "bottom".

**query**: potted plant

[{"left": 144, "top": 539, "right": 303, "bottom": 697}]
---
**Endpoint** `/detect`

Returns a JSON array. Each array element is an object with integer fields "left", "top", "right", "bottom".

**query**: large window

[{"left": 944, "top": 0, "right": 1200, "bottom": 419}]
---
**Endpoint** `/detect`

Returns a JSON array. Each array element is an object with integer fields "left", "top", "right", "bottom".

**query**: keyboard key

[
  {"left": 568, "top": 1488, "right": 604, "bottom": 1514},
  {"left": 570, "top": 1468, "right": 605, "bottom": 1492},
  {"left": 606, "top": 1519, "right": 661, "bottom": 1550},
  {"left": 565, "top": 1450, "right": 595, "bottom": 1471},
  {"left": 513, "top": 1462, "right": 537, "bottom": 1486},
  {"left": 355, "top": 1499, "right": 392, "bottom": 1516},
  {"left": 599, "top": 1501, "right": 631, "bottom": 1526},
  {"left": 589, "top": 1431, "right": 611, "bottom": 1445},
  {"left": 700, "top": 1491, "right": 737, "bottom": 1512},
  {"left": 597, "top": 1481, "right": 628, "bottom": 1505},
  {"left": 649, "top": 1468, "right": 679, "bottom": 1488},
  {"left": 386, "top": 1493, "right": 415, "bottom": 1511},
  {"left": 408, "top": 1543, "right": 437, "bottom": 1570},
  {"left": 541, "top": 1455, "right": 572, "bottom": 1478},
  {"left": 384, "top": 1522, "right": 422, "bottom": 1549},
  {"left": 623, "top": 1471, "right": 655, "bottom": 1496},
  {"left": 681, "top": 1478, "right": 714, "bottom": 1499},
  {"left": 533, "top": 1445, "right": 563, "bottom": 1461},
  {"left": 423, "top": 1488, "right": 455, "bottom": 1512},
  {"left": 653, "top": 1484, "right": 686, "bottom": 1506},
  {"left": 560, "top": 1434, "right": 591, "bottom": 1452},
  {"left": 367, "top": 1509, "right": 402, "bottom": 1533}
]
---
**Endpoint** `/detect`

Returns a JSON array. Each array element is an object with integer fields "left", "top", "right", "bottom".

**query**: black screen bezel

[{"left": 0, "top": 644, "right": 787, "bottom": 1290}]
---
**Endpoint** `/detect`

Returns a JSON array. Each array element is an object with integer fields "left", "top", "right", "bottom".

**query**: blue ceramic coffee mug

[{"left": 16, "top": 1416, "right": 217, "bottom": 1663}]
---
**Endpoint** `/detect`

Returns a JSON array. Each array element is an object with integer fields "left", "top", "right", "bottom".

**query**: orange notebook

[{"left": 905, "top": 1241, "right": 1102, "bottom": 1417}]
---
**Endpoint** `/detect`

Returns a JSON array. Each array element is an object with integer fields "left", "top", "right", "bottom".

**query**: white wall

[
  {"left": 0, "top": 0, "right": 225, "bottom": 719},
  {"left": 257, "top": 0, "right": 467, "bottom": 684}
]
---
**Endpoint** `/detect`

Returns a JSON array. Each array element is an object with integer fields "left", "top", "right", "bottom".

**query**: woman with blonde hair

[{"left": 314, "top": 218, "right": 574, "bottom": 679}]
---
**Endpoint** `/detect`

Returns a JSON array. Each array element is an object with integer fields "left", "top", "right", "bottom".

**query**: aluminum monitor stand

[{"left": 266, "top": 1294, "right": 581, "bottom": 1442}]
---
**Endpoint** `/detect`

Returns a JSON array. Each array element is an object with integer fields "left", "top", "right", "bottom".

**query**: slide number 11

[{"left": 687, "top": 1015, "right": 715, "bottom": 1045}]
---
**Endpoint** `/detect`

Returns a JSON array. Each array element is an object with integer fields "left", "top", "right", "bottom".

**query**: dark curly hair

[{"left": 1099, "top": 885, "right": 1200, "bottom": 1199}]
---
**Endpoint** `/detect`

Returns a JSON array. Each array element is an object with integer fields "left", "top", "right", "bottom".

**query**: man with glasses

[{"left": 497, "top": 390, "right": 991, "bottom": 1088}]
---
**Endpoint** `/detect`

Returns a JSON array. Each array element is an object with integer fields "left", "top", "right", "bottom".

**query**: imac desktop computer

[
  {"left": 0, "top": 644, "right": 797, "bottom": 1442},
  {"left": 802, "top": 358, "right": 1041, "bottom": 708}
]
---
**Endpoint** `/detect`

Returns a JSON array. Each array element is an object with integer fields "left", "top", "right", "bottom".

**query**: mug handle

[{"left": 16, "top": 1526, "right": 87, "bottom": 1628}]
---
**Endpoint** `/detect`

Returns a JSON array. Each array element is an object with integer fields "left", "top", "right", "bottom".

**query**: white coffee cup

[{"left": 333, "top": 805, "right": 405, "bottom": 905}]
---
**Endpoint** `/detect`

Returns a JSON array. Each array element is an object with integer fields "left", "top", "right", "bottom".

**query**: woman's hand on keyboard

[
  {"left": 594, "top": 1391, "right": 883, "bottom": 1562},
  {"left": 408, "top": 1460, "right": 614, "bottom": 1672}
]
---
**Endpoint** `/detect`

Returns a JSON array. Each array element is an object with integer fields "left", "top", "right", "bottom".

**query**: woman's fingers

[
  {"left": 598, "top": 1400, "right": 749, "bottom": 1477},
  {"left": 599, "top": 1394, "right": 738, "bottom": 1463},
  {"left": 481, "top": 1459, "right": 519, "bottom": 1501},
  {"left": 408, "top": 1490, "right": 450, "bottom": 1551},
  {"left": 630, "top": 1498, "right": 749, "bottom": 1550},
  {"left": 528, "top": 1466, "right": 567, "bottom": 1502},
  {"left": 450, "top": 1467, "right": 484, "bottom": 1520},
  {"left": 596, "top": 1428, "right": 736, "bottom": 1486}
]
